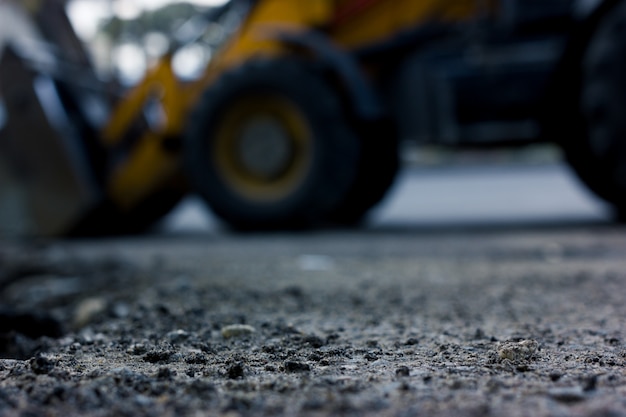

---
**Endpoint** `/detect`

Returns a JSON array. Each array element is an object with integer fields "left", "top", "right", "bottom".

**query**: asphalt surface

[{"left": 0, "top": 162, "right": 625, "bottom": 416}]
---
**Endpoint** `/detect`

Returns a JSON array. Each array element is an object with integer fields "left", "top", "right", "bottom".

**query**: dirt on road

[{"left": 0, "top": 226, "right": 625, "bottom": 416}]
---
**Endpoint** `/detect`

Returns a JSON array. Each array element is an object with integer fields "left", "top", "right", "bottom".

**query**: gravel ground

[{"left": 1, "top": 226, "right": 626, "bottom": 416}]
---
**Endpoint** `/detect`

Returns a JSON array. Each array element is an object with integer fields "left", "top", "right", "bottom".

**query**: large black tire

[
  {"left": 325, "top": 119, "right": 399, "bottom": 225},
  {"left": 184, "top": 59, "right": 360, "bottom": 230},
  {"left": 563, "top": 2, "right": 626, "bottom": 215}
]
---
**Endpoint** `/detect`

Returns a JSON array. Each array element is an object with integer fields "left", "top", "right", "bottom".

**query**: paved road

[
  {"left": 159, "top": 162, "right": 612, "bottom": 234},
  {"left": 2, "top": 181, "right": 625, "bottom": 416},
  {"left": 2, "top": 160, "right": 626, "bottom": 417}
]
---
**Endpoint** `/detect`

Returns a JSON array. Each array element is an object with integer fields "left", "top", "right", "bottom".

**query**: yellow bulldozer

[{"left": 1, "top": 0, "right": 626, "bottom": 235}]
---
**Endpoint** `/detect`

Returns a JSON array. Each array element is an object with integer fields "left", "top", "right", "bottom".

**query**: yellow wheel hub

[{"left": 213, "top": 95, "right": 313, "bottom": 202}]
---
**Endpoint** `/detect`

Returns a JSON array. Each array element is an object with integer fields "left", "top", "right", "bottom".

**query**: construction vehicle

[{"left": 2, "top": 0, "right": 626, "bottom": 235}]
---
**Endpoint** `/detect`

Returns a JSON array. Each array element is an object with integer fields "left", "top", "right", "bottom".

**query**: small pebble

[
  {"left": 112, "top": 303, "right": 130, "bottom": 318},
  {"left": 582, "top": 375, "right": 598, "bottom": 392},
  {"left": 134, "top": 395, "right": 152, "bottom": 407},
  {"left": 227, "top": 363, "right": 245, "bottom": 379},
  {"left": 497, "top": 339, "right": 538, "bottom": 362},
  {"left": 285, "top": 361, "right": 310, "bottom": 372},
  {"left": 548, "top": 387, "right": 586, "bottom": 403},
  {"left": 474, "top": 328, "right": 487, "bottom": 340},
  {"left": 396, "top": 366, "right": 410, "bottom": 377},
  {"left": 549, "top": 372, "right": 562, "bottom": 382},
  {"left": 143, "top": 350, "right": 173, "bottom": 364},
  {"left": 221, "top": 324, "right": 256, "bottom": 339},
  {"left": 73, "top": 297, "right": 107, "bottom": 329},
  {"left": 303, "top": 335, "right": 325, "bottom": 348},
  {"left": 156, "top": 367, "right": 176, "bottom": 380},
  {"left": 167, "top": 329, "right": 190, "bottom": 344},
  {"left": 127, "top": 343, "right": 147, "bottom": 355},
  {"left": 185, "top": 353, "right": 208, "bottom": 365},
  {"left": 30, "top": 354, "right": 55, "bottom": 375}
]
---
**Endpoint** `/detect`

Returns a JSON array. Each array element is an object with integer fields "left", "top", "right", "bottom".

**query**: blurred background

[
  {"left": 64, "top": 0, "right": 229, "bottom": 84},
  {"left": 0, "top": 0, "right": 616, "bottom": 237}
]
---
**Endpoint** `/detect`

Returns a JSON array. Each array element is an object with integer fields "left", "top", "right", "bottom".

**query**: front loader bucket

[{"left": 0, "top": 48, "right": 99, "bottom": 237}]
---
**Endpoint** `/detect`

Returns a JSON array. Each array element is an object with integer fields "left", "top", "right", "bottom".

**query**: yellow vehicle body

[{"left": 103, "top": 0, "right": 488, "bottom": 221}]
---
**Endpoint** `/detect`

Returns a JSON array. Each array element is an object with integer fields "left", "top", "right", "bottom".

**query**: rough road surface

[{"left": 1, "top": 226, "right": 625, "bottom": 416}]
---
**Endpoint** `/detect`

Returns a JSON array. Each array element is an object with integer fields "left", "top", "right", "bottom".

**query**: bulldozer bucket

[{"left": 0, "top": 48, "right": 99, "bottom": 237}]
